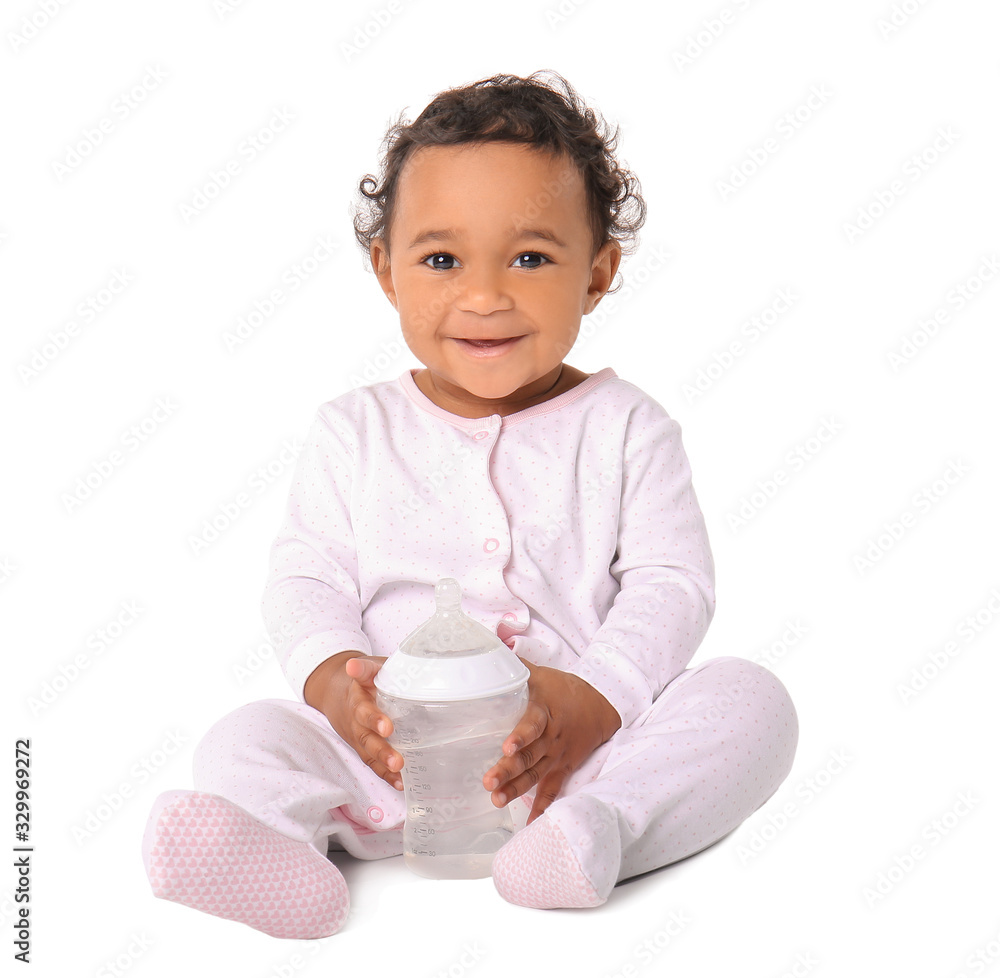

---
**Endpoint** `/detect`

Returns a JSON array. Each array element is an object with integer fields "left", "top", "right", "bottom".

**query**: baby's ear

[
  {"left": 370, "top": 238, "right": 397, "bottom": 308},
  {"left": 370, "top": 237, "right": 387, "bottom": 273},
  {"left": 585, "top": 239, "right": 622, "bottom": 311}
]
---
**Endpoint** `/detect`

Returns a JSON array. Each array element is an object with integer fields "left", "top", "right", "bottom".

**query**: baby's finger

[
  {"left": 365, "top": 754, "right": 404, "bottom": 792},
  {"left": 352, "top": 688, "right": 393, "bottom": 739},
  {"left": 526, "top": 769, "right": 568, "bottom": 824},
  {"left": 489, "top": 755, "right": 551, "bottom": 808},
  {"left": 501, "top": 702, "right": 547, "bottom": 757},
  {"left": 345, "top": 665, "right": 395, "bottom": 735},
  {"left": 345, "top": 655, "right": 383, "bottom": 685},
  {"left": 355, "top": 725, "right": 404, "bottom": 778},
  {"left": 483, "top": 727, "right": 548, "bottom": 796},
  {"left": 485, "top": 703, "right": 547, "bottom": 788}
]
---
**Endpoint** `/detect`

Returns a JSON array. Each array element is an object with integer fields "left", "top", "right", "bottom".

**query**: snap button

[
  {"left": 367, "top": 806, "right": 384, "bottom": 823},
  {"left": 483, "top": 538, "right": 499, "bottom": 553},
  {"left": 474, "top": 430, "right": 489, "bottom": 440},
  {"left": 502, "top": 613, "right": 517, "bottom": 621}
]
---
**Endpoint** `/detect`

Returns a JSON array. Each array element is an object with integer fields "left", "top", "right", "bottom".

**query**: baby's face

[{"left": 370, "top": 141, "right": 619, "bottom": 416}]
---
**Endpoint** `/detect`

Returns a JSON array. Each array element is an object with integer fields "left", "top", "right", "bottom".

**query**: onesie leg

[
  {"left": 142, "top": 698, "right": 404, "bottom": 934},
  {"left": 192, "top": 698, "right": 405, "bottom": 859},
  {"left": 142, "top": 790, "right": 349, "bottom": 939},
  {"left": 589, "top": 656, "right": 797, "bottom": 881},
  {"left": 493, "top": 657, "right": 797, "bottom": 907}
]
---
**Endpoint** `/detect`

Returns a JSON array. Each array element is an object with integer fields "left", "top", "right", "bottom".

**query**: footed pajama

[
  {"left": 189, "top": 654, "right": 796, "bottom": 908},
  {"left": 144, "top": 366, "right": 798, "bottom": 923},
  {"left": 142, "top": 790, "right": 350, "bottom": 938}
]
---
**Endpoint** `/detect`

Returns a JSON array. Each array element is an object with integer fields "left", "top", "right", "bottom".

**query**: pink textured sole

[
  {"left": 492, "top": 814, "right": 606, "bottom": 909},
  {"left": 142, "top": 790, "right": 349, "bottom": 939}
]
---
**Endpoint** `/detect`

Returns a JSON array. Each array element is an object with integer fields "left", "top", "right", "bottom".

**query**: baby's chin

[{"left": 431, "top": 367, "right": 534, "bottom": 404}]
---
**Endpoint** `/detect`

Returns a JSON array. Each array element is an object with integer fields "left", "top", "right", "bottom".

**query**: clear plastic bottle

[{"left": 374, "top": 578, "right": 529, "bottom": 879}]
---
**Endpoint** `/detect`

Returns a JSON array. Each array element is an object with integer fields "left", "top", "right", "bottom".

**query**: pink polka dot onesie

[{"left": 143, "top": 367, "right": 797, "bottom": 933}]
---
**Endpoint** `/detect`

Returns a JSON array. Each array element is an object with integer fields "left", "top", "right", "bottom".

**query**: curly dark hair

[{"left": 352, "top": 70, "right": 646, "bottom": 292}]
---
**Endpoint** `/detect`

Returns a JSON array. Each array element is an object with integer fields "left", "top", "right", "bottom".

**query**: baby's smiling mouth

[
  {"left": 451, "top": 335, "right": 526, "bottom": 355},
  {"left": 458, "top": 337, "right": 520, "bottom": 346}
]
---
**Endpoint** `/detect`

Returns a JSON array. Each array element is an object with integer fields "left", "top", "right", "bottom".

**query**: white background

[{"left": 3, "top": 1, "right": 999, "bottom": 975}]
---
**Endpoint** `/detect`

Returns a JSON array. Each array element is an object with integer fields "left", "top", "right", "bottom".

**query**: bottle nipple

[
  {"left": 375, "top": 576, "right": 530, "bottom": 698},
  {"left": 434, "top": 578, "right": 463, "bottom": 615}
]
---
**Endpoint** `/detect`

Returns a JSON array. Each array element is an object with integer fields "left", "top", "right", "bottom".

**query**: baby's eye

[
  {"left": 512, "top": 252, "right": 548, "bottom": 269},
  {"left": 421, "top": 253, "right": 458, "bottom": 270}
]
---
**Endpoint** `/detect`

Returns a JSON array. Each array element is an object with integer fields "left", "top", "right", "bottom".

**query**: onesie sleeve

[
  {"left": 261, "top": 404, "right": 372, "bottom": 701},
  {"left": 567, "top": 398, "right": 716, "bottom": 729}
]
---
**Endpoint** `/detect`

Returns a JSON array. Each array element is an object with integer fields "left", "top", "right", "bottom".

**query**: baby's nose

[{"left": 455, "top": 267, "right": 514, "bottom": 314}]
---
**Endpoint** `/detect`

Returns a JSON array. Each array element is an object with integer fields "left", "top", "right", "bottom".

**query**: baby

[{"left": 142, "top": 70, "right": 798, "bottom": 939}]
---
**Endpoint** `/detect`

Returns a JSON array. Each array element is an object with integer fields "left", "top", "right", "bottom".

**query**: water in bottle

[{"left": 374, "top": 578, "right": 529, "bottom": 879}]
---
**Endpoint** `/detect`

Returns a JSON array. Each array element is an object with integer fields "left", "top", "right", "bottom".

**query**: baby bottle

[{"left": 374, "top": 578, "right": 529, "bottom": 880}]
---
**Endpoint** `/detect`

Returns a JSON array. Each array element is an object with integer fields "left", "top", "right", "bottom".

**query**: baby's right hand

[{"left": 303, "top": 651, "right": 404, "bottom": 791}]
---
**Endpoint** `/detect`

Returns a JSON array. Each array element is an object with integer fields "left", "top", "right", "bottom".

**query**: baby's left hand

[{"left": 483, "top": 660, "right": 622, "bottom": 825}]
